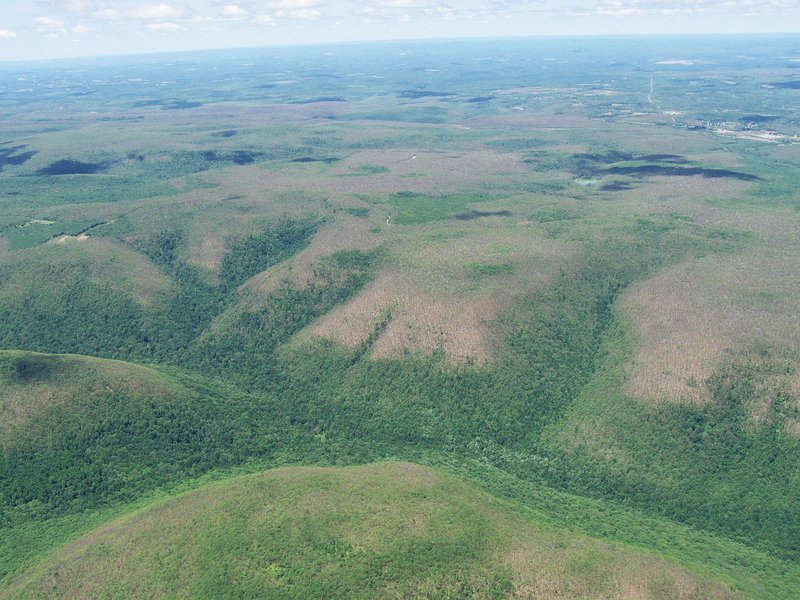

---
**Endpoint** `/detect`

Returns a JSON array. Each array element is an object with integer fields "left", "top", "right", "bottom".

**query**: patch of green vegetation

[
  {"left": 466, "top": 262, "right": 514, "bottom": 277},
  {"left": 505, "top": 180, "right": 569, "bottom": 195},
  {"left": 530, "top": 207, "right": 576, "bottom": 223},
  {"left": 3, "top": 220, "right": 97, "bottom": 250},
  {"left": 89, "top": 216, "right": 135, "bottom": 239},
  {"left": 192, "top": 248, "right": 382, "bottom": 386},
  {"left": 0, "top": 352, "right": 260, "bottom": 522},
  {"left": 0, "top": 176, "right": 183, "bottom": 209},
  {"left": 382, "top": 191, "right": 498, "bottom": 225},
  {"left": 521, "top": 151, "right": 576, "bottom": 172},
  {"left": 344, "top": 164, "right": 389, "bottom": 176},
  {"left": 486, "top": 138, "right": 550, "bottom": 152},
  {"left": 220, "top": 216, "right": 320, "bottom": 287},
  {"left": 343, "top": 207, "right": 369, "bottom": 217},
  {"left": 0, "top": 273, "right": 150, "bottom": 359}
]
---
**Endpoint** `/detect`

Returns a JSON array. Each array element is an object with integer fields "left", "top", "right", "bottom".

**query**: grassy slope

[{"left": 6, "top": 462, "right": 738, "bottom": 600}]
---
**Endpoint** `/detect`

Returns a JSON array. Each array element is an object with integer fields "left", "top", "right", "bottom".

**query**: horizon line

[{"left": 1, "top": 30, "right": 798, "bottom": 66}]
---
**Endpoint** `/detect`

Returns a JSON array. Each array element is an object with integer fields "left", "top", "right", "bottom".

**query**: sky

[{"left": 0, "top": 1, "right": 798, "bottom": 61}]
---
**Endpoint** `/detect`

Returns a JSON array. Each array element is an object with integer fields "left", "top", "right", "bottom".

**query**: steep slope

[
  {"left": 0, "top": 351, "right": 288, "bottom": 522},
  {"left": 6, "top": 462, "right": 737, "bottom": 600}
]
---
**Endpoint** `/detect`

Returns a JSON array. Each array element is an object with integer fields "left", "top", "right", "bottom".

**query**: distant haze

[{"left": 1, "top": 1, "right": 799, "bottom": 62}]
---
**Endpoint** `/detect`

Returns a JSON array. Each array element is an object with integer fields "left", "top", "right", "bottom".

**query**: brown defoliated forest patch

[
  {"left": 189, "top": 233, "right": 227, "bottom": 273},
  {"left": 306, "top": 224, "right": 571, "bottom": 363},
  {"left": 503, "top": 538, "right": 736, "bottom": 600},
  {"left": 308, "top": 272, "right": 496, "bottom": 363},
  {"left": 235, "top": 212, "right": 383, "bottom": 309},
  {"left": 323, "top": 148, "right": 528, "bottom": 195},
  {"left": 621, "top": 213, "right": 800, "bottom": 417},
  {"left": 606, "top": 174, "right": 753, "bottom": 205}
]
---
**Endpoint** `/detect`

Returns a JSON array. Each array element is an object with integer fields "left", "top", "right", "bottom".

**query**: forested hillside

[{"left": 2, "top": 36, "right": 800, "bottom": 598}]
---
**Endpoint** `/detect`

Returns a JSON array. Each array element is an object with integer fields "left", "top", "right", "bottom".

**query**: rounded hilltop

[{"left": 7, "top": 462, "right": 737, "bottom": 599}]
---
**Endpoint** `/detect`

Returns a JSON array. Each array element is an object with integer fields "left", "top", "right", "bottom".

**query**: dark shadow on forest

[
  {"left": 454, "top": 210, "right": 513, "bottom": 221},
  {"left": 36, "top": 159, "right": 109, "bottom": 175},
  {"left": 132, "top": 98, "right": 203, "bottom": 110},
  {"left": 0, "top": 145, "right": 38, "bottom": 170},
  {"left": 398, "top": 90, "right": 454, "bottom": 99},
  {"left": 290, "top": 157, "right": 340, "bottom": 164},
  {"left": 211, "top": 130, "right": 238, "bottom": 138},
  {"left": 600, "top": 165, "right": 760, "bottom": 181}
]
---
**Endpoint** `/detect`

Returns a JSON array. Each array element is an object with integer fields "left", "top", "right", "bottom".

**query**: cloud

[
  {"left": 363, "top": 0, "right": 440, "bottom": 10},
  {"left": 37, "top": 0, "right": 117, "bottom": 17},
  {"left": 35, "top": 16, "right": 67, "bottom": 35},
  {"left": 232, "top": 0, "right": 323, "bottom": 13},
  {"left": 580, "top": 0, "right": 800, "bottom": 17},
  {"left": 64, "top": 0, "right": 102, "bottom": 12},
  {"left": 37, "top": 0, "right": 99, "bottom": 13},
  {"left": 127, "top": 3, "right": 184, "bottom": 20},
  {"left": 35, "top": 16, "right": 65, "bottom": 28},
  {"left": 247, "top": 0, "right": 322, "bottom": 7},
  {"left": 224, "top": 0, "right": 324, "bottom": 22},
  {"left": 361, "top": 0, "right": 459, "bottom": 19},
  {"left": 288, "top": 7, "right": 322, "bottom": 18},
  {"left": 0, "top": 29, "right": 17, "bottom": 39},
  {"left": 146, "top": 21, "right": 182, "bottom": 30},
  {"left": 72, "top": 24, "right": 91, "bottom": 33},
  {"left": 370, "top": 0, "right": 435, "bottom": 7},
  {"left": 592, "top": 1, "right": 649, "bottom": 16},
  {"left": 222, "top": 4, "right": 250, "bottom": 16},
  {"left": 94, "top": 8, "right": 121, "bottom": 20}
]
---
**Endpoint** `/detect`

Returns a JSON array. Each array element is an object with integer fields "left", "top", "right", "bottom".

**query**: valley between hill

[{"left": 2, "top": 37, "right": 800, "bottom": 598}]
